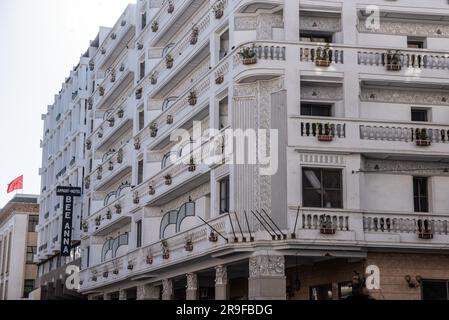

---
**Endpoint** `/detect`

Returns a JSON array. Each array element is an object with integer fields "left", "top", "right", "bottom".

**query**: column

[
  {"left": 215, "top": 265, "right": 229, "bottom": 300},
  {"left": 186, "top": 273, "right": 198, "bottom": 301},
  {"left": 119, "top": 289, "right": 127, "bottom": 300},
  {"left": 103, "top": 293, "right": 111, "bottom": 300},
  {"left": 248, "top": 252, "right": 286, "bottom": 300},
  {"left": 162, "top": 279, "right": 174, "bottom": 300},
  {"left": 137, "top": 284, "right": 160, "bottom": 300}
]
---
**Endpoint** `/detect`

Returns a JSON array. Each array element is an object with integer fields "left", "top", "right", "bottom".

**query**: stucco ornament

[
  {"left": 215, "top": 265, "right": 228, "bottom": 285},
  {"left": 162, "top": 279, "right": 173, "bottom": 295},
  {"left": 249, "top": 255, "right": 285, "bottom": 278},
  {"left": 186, "top": 273, "right": 198, "bottom": 290}
]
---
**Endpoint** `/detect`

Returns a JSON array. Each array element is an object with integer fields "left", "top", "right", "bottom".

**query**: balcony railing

[
  {"left": 300, "top": 45, "right": 344, "bottom": 65},
  {"left": 360, "top": 124, "right": 449, "bottom": 144},
  {"left": 92, "top": 144, "right": 132, "bottom": 190}
]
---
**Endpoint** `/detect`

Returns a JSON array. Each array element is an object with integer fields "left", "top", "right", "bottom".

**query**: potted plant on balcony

[
  {"left": 209, "top": 232, "right": 218, "bottom": 242},
  {"left": 213, "top": 0, "right": 224, "bottom": 19},
  {"left": 137, "top": 42, "right": 144, "bottom": 50},
  {"left": 92, "top": 271, "right": 98, "bottom": 282},
  {"left": 319, "top": 215, "right": 336, "bottom": 235},
  {"left": 117, "top": 108, "right": 124, "bottom": 119},
  {"left": 110, "top": 68, "right": 116, "bottom": 82},
  {"left": 82, "top": 221, "right": 89, "bottom": 232},
  {"left": 86, "top": 140, "right": 92, "bottom": 150},
  {"left": 238, "top": 44, "right": 257, "bottom": 65},
  {"left": 151, "top": 21, "right": 159, "bottom": 32},
  {"left": 190, "top": 27, "right": 199, "bottom": 45},
  {"left": 88, "top": 97, "right": 93, "bottom": 110},
  {"left": 166, "top": 115, "right": 174, "bottom": 125},
  {"left": 188, "top": 157, "right": 196, "bottom": 172},
  {"left": 117, "top": 149, "right": 124, "bottom": 164},
  {"left": 84, "top": 177, "right": 90, "bottom": 190},
  {"left": 317, "top": 123, "right": 333, "bottom": 142},
  {"left": 150, "top": 121, "right": 158, "bottom": 137},
  {"left": 127, "top": 261, "right": 134, "bottom": 271},
  {"left": 215, "top": 72, "right": 224, "bottom": 84},
  {"left": 89, "top": 60, "right": 95, "bottom": 71},
  {"left": 96, "top": 165, "right": 103, "bottom": 180},
  {"left": 418, "top": 220, "right": 434, "bottom": 239},
  {"left": 133, "top": 191, "right": 140, "bottom": 204},
  {"left": 315, "top": 43, "right": 332, "bottom": 67},
  {"left": 149, "top": 184, "right": 156, "bottom": 196},
  {"left": 101, "top": 47, "right": 106, "bottom": 55},
  {"left": 161, "top": 240, "right": 170, "bottom": 259},
  {"left": 135, "top": 88, "right": 143, "bottom": 100},
  {"left": 99, "top": 86, "right": 105, "bottom": 96},
  {"left": 167, "top": 0, "right": 174, "bottom": 13},
  {"left": 385, "top": 50, "right": 402, "bottom": 71},
  {"left": 115, "top": 203, "right": 122, "bottom": 214},
  {"left": 146, "top": 255, "right": 153, "bottom": 265},
  {"left": 107, "top": 117, "right": 115, "bottom": 127},
  {"left": 134, "top": 138, "right": 141, "bottom": 150},
  {"left": 97, "top": 128, "right": 103, "bottom": 138},
  {"left": 415, "top": 128, "right": 431, "bottom": 146},
  {"left": 119, "top": 63, "right": 125, "bottom": 72},
  {"left": 106, "top": 208, "right": 112, "bottom": 220},
  {"left": 121, "top": 19, "right": 126, "bottom": 27},
  {"left": 184, "top": 236, "right": 194, "bottom": 252},
  {"left": 164, "top": 174, "right": 172, "bottom": 185},
  {"left": 150, "top": 72, "right": 158, "bottom": 85},
  {"left": 95, "top": 215, "right": 102, "bottom": 227},
  {"left": 166, "top": 54, "right": 174, "bottom": 69},
  {"left": 188, "top": 91, "right": 197, "bottom": 106},
  {"left": 103, "top": 270, "right": 109, "bottom": 278},
  {"left": 108, "top": 160, "right": 114, "bottom": 171}
]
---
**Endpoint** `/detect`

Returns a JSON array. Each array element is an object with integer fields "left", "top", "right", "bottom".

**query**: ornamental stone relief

[
  {"left": 357, "top": 19, "right": 449, "bottom": 38},
  {"left": 301, "top": 85, "right": 344, "bottom": 101},
  {"left": 249, "top": 255, "right": 285, "bottom": 278},
  {"left": 162, "top": 279, "right": 173, "bottom": 295},
  {"left": 364, "top": 159, "right": 449, "bottom": 177},
  {"left": 235, "top": 14, "right": 284, "bottom": 40},
  {"left": 360, "top": 87, "right": 449, "bottom": 106},
  {"left": 300, "top": 16, "right": 342, "bottom": 32},
  {"left": 215, "top": 265, "right": 228, "bottom": 285},
  {"left": 186, "top": 273, "right": 198, "bottom": 290},
  {"left": 137, "top": 284, "right": 160, "bottom": 300}
]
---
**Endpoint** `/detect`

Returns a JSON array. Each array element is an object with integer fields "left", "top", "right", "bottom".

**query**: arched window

[{"left": 159, "top": 201, "right": 196, "bottom": 239}]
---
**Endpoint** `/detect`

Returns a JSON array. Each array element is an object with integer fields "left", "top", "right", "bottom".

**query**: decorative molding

[
  {"left": 162, "top": 279, "right": 173, "bottom": 296},
  {"left": 186, "top": 273, "right": 198, "bottom": 290},
  {"left": 249, "top": 255, "right": 285, "bottom": 278},
  {"left": 364, "top": 159, "right": 449, "bottom": 176},
  {"left": 360, "top": 87, "right": 449, "bottom": 106},
  {"left": 300, "top": 16, "right": 342, "bottom": 32},
  {"left": 301, "top": 85, "right": 343, "bottom": 101},
  {"left": 215, "top": 265, "right": 228, "bottom": 285},
  {"left": 357, "top": 19, "right": 449, "bottom": 38},
  {"left": 299, "top": 153, "right": 345, "bottom": 166}
]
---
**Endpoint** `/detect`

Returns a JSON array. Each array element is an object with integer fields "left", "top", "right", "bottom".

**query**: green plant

[
  {"left": 386, "top": 50, "right": 401, "bottom": 64},
  {"left": 316, "top": 43, "right": 331, "bottom": 61},
  {"left": 238, "top": 44, "right": 257, "bottom": 59}
]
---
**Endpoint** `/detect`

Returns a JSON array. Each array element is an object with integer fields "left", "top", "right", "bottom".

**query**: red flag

[{"left": 7, "top": 175, "right": 23, "bottom": 194}]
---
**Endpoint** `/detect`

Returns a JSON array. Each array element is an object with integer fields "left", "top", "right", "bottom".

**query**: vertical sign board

[{"left": 56, "top": 186, "right": 82, "bottom": 257}]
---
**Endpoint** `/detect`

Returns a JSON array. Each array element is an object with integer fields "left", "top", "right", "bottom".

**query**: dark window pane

[
  {"left": 303, "top": 189, "right": 322, "bottom": 208},
  {"left": 303, "top": 169, "right": 322, "bottom": 188},
  {"left": 323, "top": 190, "right": 342, "bottom": 209},
  {"left": 413, "top": 177, "right": 429, "bottom": 212},
  {"left": 411, "top": 109, "right": 428, "bottom": 122},
  {"left": 422, "top": 281, "right": 448, "bottom": 300},
  {"left": 303, "top": 168, "right": 343, "bottom": 208},
  {"left": 301, "top": 103, "right": 332, "bottom": 117},
  {"left": 323, "top": 170, "right": 342, "bottom": 189}
]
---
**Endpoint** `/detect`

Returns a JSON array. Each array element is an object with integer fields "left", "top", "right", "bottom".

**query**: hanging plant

[
  {"left": 115, "top": 203, "right": 122, "bottom": 214},
  {"left": 134, "top": 138, "right": 141, "bottom": 150},
  {"left": 213, "top": 1, "right": 224, "bottom": 19},
  {"left": 87, "top": 97, "right": 93, "bottom": 110},
  {"left": 150, "top": 72, "right": 158, "bottom": 85},
  {"left": 150, "top": 121, "right": 158, "bottom": 137},
  {"left": 238, "top": 44, "right": 257, "bottom": 65},
  {"left": 96, "top": 165, "right": 103, "bottom": 180},
  {"left": 84, "top": 177, "right": 90, "bottom": 190},
  {"left": 149, "top": 185, "right": 156, "bottom": 195},
  {"left": 188, "top": 91, "right": 197, "bottom": 106},
  {"left": 117, "top": 149, "right": 124, "bottom": 164},
  {"left": 164, "top": 174, "right": 172, "bottom": 185},
  {"left": 188, "top": 157, "right": 196, "bottom": 172},
  {"left": 151, "top": 21, "right": 159, "bottom": 32},
  {"left": 166, "top": 115, "right": 173, "bottom": 125},
  {"left": 95, "top": 215, "right": 101, "bottom": 226},
  {"left": 86, "top": 140, "right": 92, "bottom": 150},
  {"left": 89, "top": 61, "right": 95, "bottom": 71},
  {"left": 135, "top": 88, "right": 143, "bottom": 100},
  {"left": 111, "top": 33, "right": 117, "bottom": 40},
  {"left": 215, "top": 73, "right": 224, "bottom": 84},
  {"left": 108, "top": 161, "right": 114, "bottom": 171},
  {"left": 106, "top": 209, "right": 112, "bottom": 220},
  {"left": 190, "top": 27, "right": 199, "bottom": 45},
  {"left": 117, "top": 108, "right": 124, "bottom": 119},
  {"left": 133, "top": 191, "right": 140, "bottom": 204},
  {"left": 209, "top": 232, "right": 218, "bottom": 242},
  {"left": 108, "top": 117, "right": 115, "bottom": 127},
  {"left": 99, "top": 86, "right": 105, "bottom": 96},
  {"left": 167, "top": 0, "right": 174, "bottom": 13},
  {"left": 110, "top": 68, "right": 116, "bottom": 82},
  {"left": 82, "top": 221, "right": 89, "bottom": 232},
  {"left": 119, "top": 63, "right": 125, "bottom": 72},
  {"left": 166, "top": 54, "right": 174, "bottom": 69}
]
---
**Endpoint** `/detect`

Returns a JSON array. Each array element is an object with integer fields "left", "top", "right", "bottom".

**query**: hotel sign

[{"left": 56, "top": 186, "right": 82, "bottom": 256}]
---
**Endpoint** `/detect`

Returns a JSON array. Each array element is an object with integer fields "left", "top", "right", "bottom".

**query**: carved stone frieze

[
  {"left": 249, "top": 255, "right": 285, "bottom": 278},
  {"left": 360, "top": 87, "right": 449, "bottom": 106},
  {"left": 300, "top": 16, "right": 342, "bottom": 32},
  {"left": 301, "top": 85, "right": 344, "bottom": 101},
  {"left": 357, "top": 19, "right": 449, "bottom": 38}
]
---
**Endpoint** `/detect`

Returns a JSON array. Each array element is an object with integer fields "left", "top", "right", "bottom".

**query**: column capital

[
  {"left": 162, "top": 279, "right": 173, "bottom": 300},
  {"left": 186, "top": 273, "right": 198, "bottom": 291},
  {"left": 215, "top": 265, "right": 228, "bottom": 286}
]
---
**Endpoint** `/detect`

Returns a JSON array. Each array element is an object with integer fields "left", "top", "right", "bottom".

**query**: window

[
  {"left": 26, "top": 247, "right": 36, "bottom": 264},
  {"left": 137, "top": 159, "right": 144, "bottom": 185},
  {"left": 302, "top": 168, "right": 343, "bottom": 208},
  {"left": 411, "top": 108, "right": 428, "bottom": 122},
  {"left": 310, "top": 284, "right": 333, "bottom": 300},
  {"left": 413, "top": 177, "right": 429, "bottom": 213},
  {"left": 300, "top": 32, "right": 333, "bottom": 43},
  {"left": 407, "top": 37, "right": 426, "bottom": 49},
  {"left": 136, "top": 220, "right": 142, "bottom": 248},
  {"left": 219, "top": 97, "right": 229, "bottom": 129},
  {"left": 422, "top": 280, "right": 448, "bottom": 300},
  {"left": 23, "top": 280, "right": 35, "bottom": 298},
  {"left": 219, "top": 177, "right": 230, "bottom": 214},
  {"left": 28, "top": 215, "right": 39, "bottom": 232},
  {"left": 138, "top": 109, "right": 145, "bottom": 131},
  {"left": 301, "top": 103, "right": 332, "bottom": 117},
  {"left": 338, "top": 282, "right": 353, "bottom": 300},
  {"left": 141, "top": 12, "right": 147, "bottom": 30},
  {"left": 139, "top": 61, "right": 145, "bottom": 80},
  {"left": 219, "top": 29, "right": 229, "bottom": 60},
  {"left": 86, "top": 246, "right": 90, "bottom": 268}
]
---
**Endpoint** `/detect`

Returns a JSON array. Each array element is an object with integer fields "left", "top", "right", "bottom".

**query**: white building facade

[{"left": 40, "top": 0, "right": 449, "bottom": 300}]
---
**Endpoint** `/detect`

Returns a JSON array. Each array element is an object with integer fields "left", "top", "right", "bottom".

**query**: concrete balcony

[
  {"left": 142, "top": 9, "right": 211, "bottom": 99},
  {"left": 95, "top": 4, "right": 136, "bottom": 71},
  {"left": 85, "top": 192, "right": 133, "bottom": 237},
  {"left": 149, "top": 0, "right": 209, "bottom": 47},
  {"left": 292, "top": 117, "right": 449, "bottom": 159},
  {"left": 91, "top": 143, "right": 133, "bottom": 192},
  {"left": 144, "top": 77, "right": 211, "bottom": 151},
  {"left": 92, "top": 54, "right": 134, "bottom": 111},
  {"left": 91, "top": 99, "right": 133, "bottom": 153},
  {"left": 80, "top": 213, "right": 229, "bottom": 292},
  {"left": 287, "top": 207, "right": 449, "bottom": 250}
]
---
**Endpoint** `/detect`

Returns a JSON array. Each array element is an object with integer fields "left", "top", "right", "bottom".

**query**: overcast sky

[{"left": 0, "top": 0, "right": 133, "bottom": 207}]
